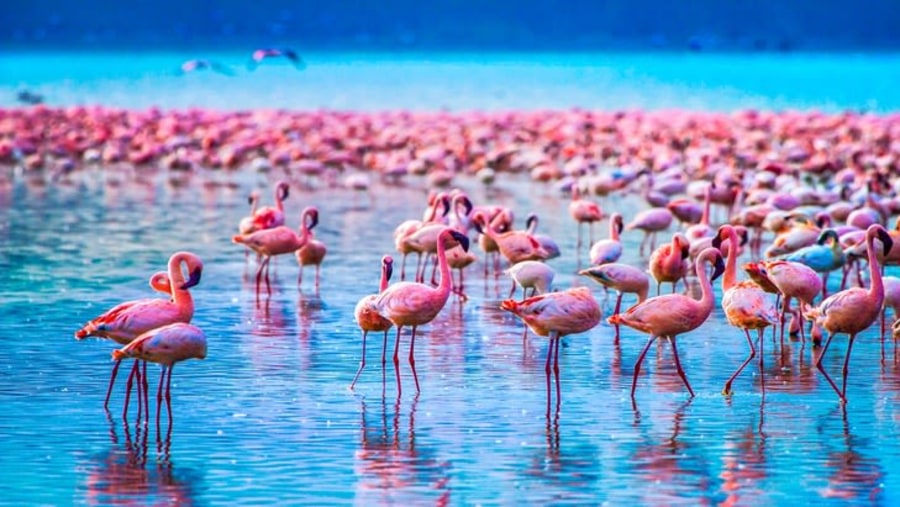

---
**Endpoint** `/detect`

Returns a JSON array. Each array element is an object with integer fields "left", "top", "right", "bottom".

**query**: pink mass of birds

[{"left": 7, "top": 103, "right": 897, "bottom": 430}]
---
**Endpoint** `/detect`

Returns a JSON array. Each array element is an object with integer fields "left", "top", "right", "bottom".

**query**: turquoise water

[
  {"left": 2, "top": 52, "right": 900, "bottom": 505},
  {"left": 2, "top": 51, "right": 900, "bottom": 112}
]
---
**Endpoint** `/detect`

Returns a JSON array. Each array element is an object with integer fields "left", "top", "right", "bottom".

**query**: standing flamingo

[
  {"left": 296, "top": 231, "right": 328, "bottom": 290},
  {"left": 712, "top": 224, "right": 778, "bottom": 395},
  {"left": 609, "top": 247, "right": 725, "bottom": 399},
  {"left": 74, "top": 252, "right": 203, "bottom": 414},
  {"left": 233, "top": 206, "right": 318, "bottom": 293},
  {"left": 374, "top": 228, "right": 469, "bottom": 395},
  {"left": 500, "top": 286, "right": 601, "bottom": 413},
  {"left": 506, "top": 260, "right": 555, "bottom": 300},
  {"left": 250, "top": 181, "right": 290, "bottom": 230},
  {"left": 569, "top": 185, "right": 604, "bottom": 249},
  {"left": 626, "top": 208, "right": 674, "bottom": 256},
  {"left": 350, "top": 255, "right": 395, "bottom": 390},
  {"left": 759, "top": 259, "right": 822, "bottom": 343},
  {"left": 579, "top": 263, "right": 650, "bottom": 344},
  {"left": 809, "top": 224, "right": 892, "bottom": 402},
  {"left": 111, "top": 323, "right": 207, "bottom": 434},
  {"left": 588, "top": 212, "right": 624, "bottom": 265},
  {"left": 648, "top": 232, "right": 691, "bottom": 294}
]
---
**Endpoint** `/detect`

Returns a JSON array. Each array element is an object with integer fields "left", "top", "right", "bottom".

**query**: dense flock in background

[{"left": 5, "top": 104, "right": 900, "bottom": 434}]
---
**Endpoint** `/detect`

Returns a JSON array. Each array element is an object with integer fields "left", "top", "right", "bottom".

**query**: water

[{"left": 2, "top": 51, "right": 900, "bottom": 505}]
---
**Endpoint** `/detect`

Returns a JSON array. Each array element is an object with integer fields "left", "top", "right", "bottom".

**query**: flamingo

[
  {"left": 569, "top": 185, "right": 604, "bottom": 249},
  {"left": 74, "top": 252, "right": 203, "bottom": 413},
  {"left": 506, "top": 260, "right": 555, "bottom": 300},
  {"left": 393, "top": 193, "right": 450, "bottom": 280},
  {"left": 648, "top": 232, "right": 691, "bottom": 294},
  {"left": 588, "top": 212, "right": 624, "bottom": 265},
  {"left": 250, "top": 181, "right": 290, "bottom": 230},
  {"left": 350, "top": 255, "right": 394, "bottom": 390},
  {"left": 808, "top": 224, "right": 893, "bottom": 402},
  {"left": 626, "top": 207, "right": 674, "bottom": 256},
  {"left": 500, "top": 286, "right": 601, "bottom": 413},
  {"left": 233, "top": 206, "right": 318, "bottom": 292},
  {"left": 525, "top": 213, "right": 562, "bottom": 260},
  {"left": 296, "top": 231, "right": 328, "bottom": 290},
  {"left": 237, "top": 190, "right": 263, "bottom": 235},
  {"left": 373, "top": 228, "right": 469, "bottom": 395},
  {"left": 759, "top": 259, "right": 822, "bottom": 343},
  {"left": 579, "top": 263, "right": 649, "bottom": 344},
  {"left": 781, "top": 229, "right": 846, "bottom": 298},
  {"left": 111, "top": 323, "right": 207, "bottom": 433},
  {"left": 471, "top": 210, "right": 550, "bottom": 266},
  {"left": 684, "top": 182, "right": 716, "bottom": 242},
  {"left": 609, "top": 247, "right": 725, "bottom": 399},
  {"left": 248, "top": 48, "right": 306, "bottom": 70},
  {"left": 712, "top": 224, "right": 778, "bottom": 395}
]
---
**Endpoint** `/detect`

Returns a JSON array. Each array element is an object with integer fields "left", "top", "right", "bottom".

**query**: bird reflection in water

[
  {"left": 629, "top": 400, "right": 714, "bottom": 504},
  {"left": 718, "top": 401, "right": 769, "bottom": 505},
  {"left": 819, "top": 407, "right": 884, "bottom": 502},
  {"left": 354, "top": 394, "right": 452, "bottom": 506},
  {"left": 83, "top": 414, "right": 198, "bottom": 506}
]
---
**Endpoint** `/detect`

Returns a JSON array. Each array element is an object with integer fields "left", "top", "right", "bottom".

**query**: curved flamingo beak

[
  {"left": 307, "top": 208, "right": 319, "bottom": 230},
  {"left": 711, "top": 254, "right": 726, "bottom": 282},
  {"left": 615, "top": 216, "right": 624, "bottom": 235},
  {"left": 450, "top": 230, "right": 470, "bottom": 252},
  {"left": 181, "top": 267, "right": 202, "bottom": 289},
  {"left": 877, "top": 228, "right": 894, "bottom": 256},
  {"left": 461, "top": 196, "right": 473, "bottom": 216},
  {"left": 711, "top": 230, "right": 724, "bottom": 250}
]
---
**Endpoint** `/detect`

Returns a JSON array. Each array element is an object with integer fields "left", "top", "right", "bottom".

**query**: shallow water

[{"left": 2, "top": 166, "right": 900, "bottom": 505}]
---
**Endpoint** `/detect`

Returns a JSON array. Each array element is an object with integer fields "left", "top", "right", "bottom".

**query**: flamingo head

[
  {"left": 525, "top": 212, "right": 538, "bottom": 231},
  {"left": 181, "top": 266, "right": 203, "bottom": 289},
  {"left": 612, "top": 213, "right": 624, "bottom": 234},
  {"left": 444, "top": 229, "right": 470, "bottom": 252},
  {"left": 711, "top": 224, "right": 732, "bottom": 251},
  {"left": 454, "top": 193, "right": 473, "bottom": 216},
  {"left": 304, "top": 207, "right": 319, "bottom": 230},
  {"left": 743, "top": 261, "right": 778, "bottom": 294},
  {"left": 710, "top": 251, "right": 726, "bottom": 282},
  {"left": 816, "top": 228, "right": 839, "bottom": 245},
  {"left": 673, "top": 233, "right": 690, "bottom": 259},
  {"left": 874, "top": 225, "right": 893, "bottom": 255},
  {"left": 247, "top": 190, "right": 260, "bottom": 206},
  {"left": 277, "top": 181, "right": 290, "bottom": 201}
]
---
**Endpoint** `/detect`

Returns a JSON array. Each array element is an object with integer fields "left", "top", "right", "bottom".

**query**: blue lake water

[{"left": 2, "top": 51, "right": 900, "bottom": 505}]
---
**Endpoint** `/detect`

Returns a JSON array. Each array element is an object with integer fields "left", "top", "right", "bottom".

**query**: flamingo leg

[
  {"left": 392, "top": 326, "right": 403, "bottom": 396},
  {"left": 758, "top": 328, "right": 766, "bottom": 396},
  {"left": 165, "top": 364, "right": 174, "bottom": 427},
  {"left": 350, "top": 330, "right": 368, "bottom": 390},
  {"left": 409, "top": 326, "right": 420, "bottom": 393},
  {"left": 297, "top": 265, "right": 304, "bottom": 286},
  {"left": 545, "top": 333, "right": 554, "bottom": 415},
  {"left": 631, "top": 335, "right": 658, "bottom": 399},
  {"left": 135, "top": 361, "right": 144, "bottom": 422},
  {"left": 670, "top": 336, "right": 694, "bottom": 397},
  {"left": 723, "top": 329, "right": 757, "bottom": 395},
  {"left": 141, "top": 361, "right": 149, "bottom": 424},
  {"left": 381, "top": 329, "right": 389, "bottom": 367},
  {"left": 840, "top": 335, "right": 856, "bottom": 402},
  {"left": 815, "top": 332, "right": 844, "bottom": 401},
  {"left": 123, "top": 360, "right": 140, "bottom": 421},
  {"left": 104, "top": 359, "right": 122, "bottom": 410},
  {"left": 155, "top": 365, "right": 166, "bottom": 436},
  {"left": 314, "top": 265, "right": 321, "bottom": 290},
  {"left": 553, "top": 335, "right": 561, "bottom": 408},
  {"left": 400, "top": 253, "right": 409, "bottom": 281}
]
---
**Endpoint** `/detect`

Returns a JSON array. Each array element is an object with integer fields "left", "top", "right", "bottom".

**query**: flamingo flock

[{"left": 39, "top": 105, "right": 900, "bottom": 419}]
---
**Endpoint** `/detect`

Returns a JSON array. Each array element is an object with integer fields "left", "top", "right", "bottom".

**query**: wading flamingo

[
  {"left": 374, "top": 228, "right": 469, "bottom": 395},
  {"left": 250, "top": 181, "right": 290, "bottom": 230},
  {"left": 393, "top": 193, "right": 450, "bottom": 280},
  {"left": 472, "top": 210, "right": 550, "bottom": 266},
  {"left": 296, "top": 232, "right": 328, "bottom": 290},
  {"left": 579, "top": 263, "right": 650, "bottom": 344},
  {"left": 525, "top": 213, "right": 562, "bottom": 260},
  {"left": 609, "top": 247, "right": 725, "bottom": 399},
  {"left": 111, "top": 323, "right": 207, "bottom": 434},
  {"left": 648, "top": 232, "right": 691, "bottom": 294},
  {"left": 74, "top": 252, "right": 203, "bottom": 414},
  {"left": 760, "top": 259, "right": 822, "bottom": 343},
  {"left": 712, "top": 224, "right": 778, "bottom": 395},
  {"left": 501, "top": 286, "right": 601, "bottom": 413},
  {"left": 569, "top": 185, "right": 604, "bottom": 249},
  {"left": 808, "top": 224, "right": 892, "bottom": 402},
  {"left": 350, "top": 255, "right": 395, "bottom": 390},
  {"left": 781, "top": 229, "right": 845, "bottom": 298},
  {"left": 626, "top": 207, "right": 674, "bottom": 256},
  {"left": 506, "top": 260, "right": 555, "bottom": 300},
  {"left": 233, "top": 206, "right": 318, "bottom": 293},
  {"left": 588, "top": 212, "right": 624, "bottom": 265}
]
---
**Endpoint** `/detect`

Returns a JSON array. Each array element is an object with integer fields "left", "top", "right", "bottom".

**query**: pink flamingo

[
  {"left": 233, "top": 206, "right": 318, "bottom": 293},
  {"left": 609, "top": 247, "right": 725, "bottom": 399},
  {"left": 626, "top": 208, "right": 674, "bottom": 256},
  {"left": 296, "top": 232, "right": 328, "bottom": 290},
  {"left": 250, "top": 181, "right": 290, "bottom": 230},
  {"left": 74, "top": 252, "right": 203, "bottom": 414},
  {"left": 393, "top": 193, "right": 450, "bottom": 280},
  {"left": 712, "top": 224, "right": 778, "bottom": 395},
  {"left": 374, "top": 228, "right": 469, "bottom": 395},
  {"left": 648, "top": 232, "right": 691, "bottom": 294},
  {"left": 506, "top": 260, "right": 555, "bottom": 299},
  {"left": 111, "top": 323, "right": 207, "bottom": 434},
  {"left": 350, "top": 255, "right": 395, "bottom": 390},
  {"left": 569, "top": 185, "right": 604, "bottom": 249},
  {"left": 760, "top": 259, "right": 822, "bottom": 343},
  {"left": 808, "top": 224, "right": 892, "bottom": 402},
  {"left": 471, "top": 209, "right": 550, "bottom": 266},
  {"left": 500, "top": 286, "right": 601, "bottom": 413},
  {"left": 579, "top": 263, "right": 649, "bottom": 344},
  {"left": 588, "top": 212, "right": 624, "bottom": 265}
]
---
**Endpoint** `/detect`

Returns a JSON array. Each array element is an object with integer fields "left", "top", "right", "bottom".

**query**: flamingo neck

[
  {"left": 435, "top": 232, "right": 453, "bottom": 295},
  {"left": 866, "top": 231, "right": 885, "bottom": 305},
  {"left": 722, "top": 229, "right": 739, "bottom": 291},
  {"left": 168, "top": 254, "right": 194, "bottom": 311},
  {"left": 696, "top": 253, "right": 715, "bottom": 309},
  {"left": 610, "top": 219, "right": 619, "bottom": 241},
  {"left": 379, "top": 264, "right": 389, "bottom": 292},
  {"left": 701, "top": 186, "right": 712, "bottom": 225}
]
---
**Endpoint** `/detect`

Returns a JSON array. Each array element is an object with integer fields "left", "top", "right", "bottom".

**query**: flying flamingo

[
  {"left": 374, "top": 228, "right": 469, "bottom": 395},
  {"left": 579, "top": 263, "right": 650, "bottom": 344},
  {"left": 233, "top": 206, "right": 318, "bottom": 294},
  {"left": 296, "top": 231, "right": 328, "bottom": 290},
  {"left": 178, "top": 59, "right": 234, "bottom": 75},
  {"left": 500, "top": 286, "right": 601, "bottom": 414},
  {"left": 111, "top": 323, "right": 207, "bottom": 434},
  {"left": 350, "top": 255, "right": 394, "bottom": 390},
  {"left": 808, "top": 224, "right": 892, "bottom": 402},
  {"left": 248, "top": 48, "right": 306, "bottom": 70},
  {"left": 712, "top": 224, "right": 778, "bottom": 395},
  {"left": 609, "top": 247, "right": 725, "bottom": 399},
  {"left": 588, "top": 212, "right": 624, "bottom": 265},
  {"left": 648, "top": 232, "right": 691, "bottom": 294},
  {"left": 74, "top": 252, "right": 203, "bottom": 415}
]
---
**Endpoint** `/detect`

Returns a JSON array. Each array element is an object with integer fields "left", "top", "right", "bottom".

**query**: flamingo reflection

[
  {"left": 718, "top": 403, "right": 768, "bottom": 506},
  {"left": 818, "top": 408, "right": 884, "bottom": 502},
  {"left": 84, "top": 415, "right": 198, "bottom": 506},
  {"left": 354, "top": 395, "right": 451, "bottom": 506}
]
